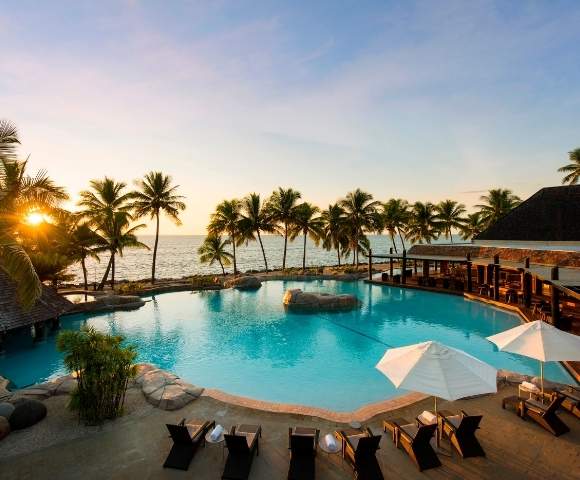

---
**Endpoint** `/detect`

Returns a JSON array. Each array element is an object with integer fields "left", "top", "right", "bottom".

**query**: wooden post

[
  {"left": 477, "top": 265, "right": 484, "bottom": 284},
  {"left": 523, "top": 272, "right": 532, "bottom": 308},
  {"left": 413, "top": 260, "right": 418, "bottom": 275},
  {"left": 402, "top": 250, "right": 407, "bottom": 284},
  {"left": 467, "top": 261, "right": 473, "bottom": 293},
  {"left": 389, "top": 248, "right": 393, "bottom": 278},
  {"left": 535, "top": 278, "right": 543, "bottom": 296},
  {"left": 423, "top": 259, "right": 430, "bottom": 278},
  {"left": 551, "top": 266, "right": 561, "bottom": 327},
  {"left": 368, "top": 249, "right": 373, "bottom": 281},
  {"left": 493, "top": 255, "right": 500, "bottom": 301}
]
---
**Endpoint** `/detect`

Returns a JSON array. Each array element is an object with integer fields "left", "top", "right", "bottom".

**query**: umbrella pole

[
  {"left": 434, "top": 397, "right": 439, "bottom": 447},
  {"left": 540, "top": 361, "right": 544, "bottom": 398}
]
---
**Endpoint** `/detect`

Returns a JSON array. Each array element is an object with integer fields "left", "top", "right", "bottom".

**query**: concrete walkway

[{"left": 1, "top": 385, "right": 579, "bottom": 480}]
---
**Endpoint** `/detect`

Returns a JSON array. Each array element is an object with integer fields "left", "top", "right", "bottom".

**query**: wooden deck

[{"left": 1, "top": 385, "right": 579, "bottom": 479}]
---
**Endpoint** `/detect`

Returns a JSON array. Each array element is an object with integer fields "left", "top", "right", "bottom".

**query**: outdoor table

[{"left": 518, "top": 383, "right": 541, "bottom": 400}]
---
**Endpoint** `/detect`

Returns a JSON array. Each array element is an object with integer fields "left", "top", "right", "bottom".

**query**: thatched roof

[
  {"left": 475, "top": 185, "right": 580, "bottom": 242},
  {"left": 0, "top": 270, "right": 73, "bottom": 332}
]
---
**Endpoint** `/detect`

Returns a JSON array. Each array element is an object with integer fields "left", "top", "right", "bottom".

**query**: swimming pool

[{"left": 0, "top": 280, "right": 573, "bottom": 411}]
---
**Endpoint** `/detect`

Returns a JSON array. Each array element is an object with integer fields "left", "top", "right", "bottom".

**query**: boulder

[
  {"left": 139, "top": 368, "right": 204, "bottom": 410},
  {"left": 0, "top": 416, "right": 10, "bottom": 441},
  {"left": 133, "top": 363, "right": 157, "bottom": 385},
  {"left": 283, "top": 289, "right": 360, "bottom": 312},
  {"left": 224, "top": 276, "right": 262, "bottom": 290},
  {"left": 54, "top": 376, "right": 78, "bottom": 395},
  {"left": 8, "top": 398, "right": 47, "bottom": 430},
  {"left": 0, "top": 402, "right": 15, "bottom": 419}
]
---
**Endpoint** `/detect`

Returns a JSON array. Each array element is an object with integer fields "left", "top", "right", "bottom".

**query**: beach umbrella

[
  {"left": 376, "top": 341, "right": 497, "bottom": 447},
  {"left": 487, "top": 320, "right": 580, "bottom": 395}
]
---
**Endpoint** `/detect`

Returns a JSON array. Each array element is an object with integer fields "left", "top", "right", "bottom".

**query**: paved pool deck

[{"left": 1, "top": 384, "right": 579, "bottom": 480}]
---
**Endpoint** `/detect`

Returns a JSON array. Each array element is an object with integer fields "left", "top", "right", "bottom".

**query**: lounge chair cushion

[
  {"left": 347, "top": 432, "right": 367, "bottom": 451},
  {"left": 400, "top": 424, "right": 419, "bottom": 439},
  {"left": 445, "top": 415, "right": 462, "bottom": 429}
]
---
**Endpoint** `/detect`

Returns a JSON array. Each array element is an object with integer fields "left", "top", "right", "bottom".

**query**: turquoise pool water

[{"left": 0, "top": 280, "right": 573, "bottom": 411}]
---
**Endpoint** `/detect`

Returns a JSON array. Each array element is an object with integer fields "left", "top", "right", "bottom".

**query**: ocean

[{"left": 66, "top": 234, "right": 463, "bottom": 284}]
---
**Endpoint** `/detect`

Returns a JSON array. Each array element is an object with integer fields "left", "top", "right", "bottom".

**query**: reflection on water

[{"left": 0, "top": 280, "right": 573, "bottom": 411}]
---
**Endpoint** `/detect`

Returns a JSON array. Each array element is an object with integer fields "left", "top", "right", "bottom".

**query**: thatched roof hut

[
  {"left": 0, "top": 270, "right": 73, "bottom": 332},
  {"left": 475, "top": 185, "right": 580, "bottom": 244}
]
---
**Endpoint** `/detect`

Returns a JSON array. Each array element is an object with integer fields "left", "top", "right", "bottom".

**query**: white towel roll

[
  {"left": 325, "top": 433, "right": 337, "bottom": 449},
  {"left": 210, "top": 424, "right": 224, "bottom": 441}
]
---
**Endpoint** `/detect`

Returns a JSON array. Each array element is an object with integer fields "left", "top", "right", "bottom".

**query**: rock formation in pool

[
  {"left": 224, "top": 275, "right": 262, "bottom": 290},
  {"left": 283, "top": 289, "right": 360, "bottom": 312}
]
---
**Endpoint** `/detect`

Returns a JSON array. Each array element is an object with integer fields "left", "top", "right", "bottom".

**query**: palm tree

[
  {"left": 239, "top": 193, "right": 274, "bottom": 272},
  {"left": 289, "top": 203, "right": 323, "bottom": 272},
  {"left": 208, "top": 199, "right": 243, "bottom": 274},
  {"left": 78, "top": 177, "right": 133, "bottom": 223},
  {"left": 406, "top": 202, "right": 441, "bottom": 244},
  {"left": 67, "top": 219, "right": 106, "bottom": 291},
  {"left": 96, "top": 212, "right": 149, "bottom": 290},
  {"left": 320, "top": 203, "right": 346, "bottom": 266},
  {"left": 267, "top": 187, "right": 301, "bottom": 271},
  {"left": 475, "top": 189, "right": 521, "bottom": 229},
  {"left": 131, "top": 172, "right": 186, "bottom": 284},
  {"left": 339, "top": 189, "right": 379, "bottom": 266},
  {"left": 382, "top": 199, "right": 410, "bottom": 252},
  {"left": 459, "top": 212, "right": 485, "bottom": 240},
  {"left": 0, "top": 120, "right": 68, "bottom": 306},
  {"left": 435, "top": 200, "right": 466, "bottom": 243},
  {"left": 558, "top": 148, "right": 580, "bottom": 185},
  {"left": 198, "top": 235, "right": 233, "bottom": 275}
]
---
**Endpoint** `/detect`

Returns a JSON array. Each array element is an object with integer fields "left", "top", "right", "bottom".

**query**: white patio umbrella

[
  {"left": 376, "top": 341, "right": 497, "bottom": 447},
  {"left": 487, "top": 320, "right": 580, "bottom": 395}
]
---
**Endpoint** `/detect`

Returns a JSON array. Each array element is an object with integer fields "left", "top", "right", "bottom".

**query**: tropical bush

[{"left": 56, "top": 326, "right": 137, "bottom": 425}]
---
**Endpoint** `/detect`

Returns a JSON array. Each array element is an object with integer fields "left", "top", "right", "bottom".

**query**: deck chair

[
  {"left": 163, "top": 419, "right": 214, "bottom": 470},
  {"left": 439, "top": 411, "right": 485, "bottom": 458},
  {"left": 288, "top": 427, "right": 319, "bottom": 480},
  {"left": 337, "top": 427, "right": 383, "bottom": 480},
  {"left": 523, "top": 395, "right": 570, "bottom": 436},
  {"left": 557, "top": 387, "right": 580, "bottom": 420},
  {"left": 222, "top": 424, "right": 261, "bottom": 480},
  {"left": 389, "top": 420, "right": 440, "bottom": 471}
]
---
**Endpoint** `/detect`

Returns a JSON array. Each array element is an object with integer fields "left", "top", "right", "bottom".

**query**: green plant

[{"left": 56, "top": 326, "right": 137, "bottom": 425}]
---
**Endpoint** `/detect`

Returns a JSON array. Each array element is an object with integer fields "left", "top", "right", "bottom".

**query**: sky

[{"left": 1, "top": 0, "right": 579, "bottom": 234}]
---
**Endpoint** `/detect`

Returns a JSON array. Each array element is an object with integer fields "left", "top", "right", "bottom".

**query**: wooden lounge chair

[
  {"left": 383, "top": 418, "right": 440, "bottom": 471},
  {"left": 163, "top": 419, "right": 214, "bottom": 470},
  {"left": 522, "top": 395, "right": 570, "bottom": 437},
  {"left": 288, "top": 427, "right": 319, "bottom": 480},
  {"left": 222, "top": 424, "right": 262, "bottom": 480},
  {"left": 337, "top": 427, "right": 383, "bottom": 480},
  {"left": 557, "top": 386, "right": 580, "bottom": 419},
  {"left": 438, "top": 410, "right": 485, "bottom": 458}
]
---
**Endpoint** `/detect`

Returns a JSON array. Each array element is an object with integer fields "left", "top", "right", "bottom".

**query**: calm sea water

[
  {"left": 66, "top": 234, "right": 463, "bottom": 283},
  {"left": 0, "top": 280, "right": 571, "bottom": 410}
]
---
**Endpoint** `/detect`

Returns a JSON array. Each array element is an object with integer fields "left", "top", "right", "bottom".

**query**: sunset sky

[{"left": 2, "top": 1, "right": 579, "bottom": 234}]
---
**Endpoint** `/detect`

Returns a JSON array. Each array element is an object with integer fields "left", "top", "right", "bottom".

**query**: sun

[{"left": 25, "top": 211, "right": 48, "bottom": 226}]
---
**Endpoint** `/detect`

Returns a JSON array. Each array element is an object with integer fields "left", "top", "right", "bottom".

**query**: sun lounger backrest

[
  {"left": 413, "top": 423, "right": 437, "bottom": 445},
  {"left": 166, "top": 424, "right": 192, "bottom": 444},
  {"left": 456, "top": 415, "right": 482, "bottom": 436},
  {"left": 225, "top": 433, "right": 250, "bottom": 454},
  {"left": 355, "top": 435, "right": 381, "bottom": 459},
  {"left": 544, "top": 395, "right": 565, "bottom": 416},
  {"left": 290, "top": 434, "right": 315, "bottom": 455}
]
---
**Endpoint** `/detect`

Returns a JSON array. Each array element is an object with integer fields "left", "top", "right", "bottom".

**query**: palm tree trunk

[
  {"left": 337, "top": 244, "right": 341, "bottom": 266},
  {"left": 231, "top": 233, "right": 237, "bottom": 275},
  {"left": 398, "top": 228, "right": 405, "bottom": 251},
  {"left": 81, "top": 256, "right": 88, "bottom": 291},
  {"left": 390, "top": 232, "right": 398, "bottom": 253},
  {"left": 98, "top": 254, "right": 113, "bottom": 290},
  {"left": 449, "top": 227, "right": 454, "bottom": 243},
  {"left": 111, "top": 253, "right": 115, "bottom": 290},
  {"left": 219, "top": 259, "right": 225, "bottom": 275},
  {"left": 282, "top": 223, "right": 288, "bottom": 271},
  {"left": 302, "top": 231, "right": 307, "bottom": 272},
  {"left": 256, "top": 230, "right": 268, "bottom": 271},
  {"left": 151, "top": 211, "right": 160, "bottom": 284}
]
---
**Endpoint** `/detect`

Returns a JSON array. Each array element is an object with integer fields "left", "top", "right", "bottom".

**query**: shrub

[
  {"left": 56, "top": 326, "right": 137, "bottom": 425},
  {"left": 191, "top": 275, "right": 219, "bottom": 288}
]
